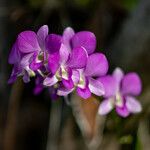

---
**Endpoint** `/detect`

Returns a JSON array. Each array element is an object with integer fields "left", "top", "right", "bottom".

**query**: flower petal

[
  {"left": 88, "top": 78, "right": 105, "bottom": 96},
  {"left": 59, "top": 44, "right": 70, "bottom": 64},
  {"left": 72, "top": 70, "right": 80, "bottom": 85},
  {"left": 76, "top": 86, "right": 91, "bottom": 99},
  {"left": 71, "top": 31, "right": 96, "bottom": 54},
  {"left": 48, "top": 53, "right": 60, "bottom": 74},
  {"left": 98, "top": 99, "right": 114, "bottom": 115},
  {"left": 8, "top": 65, "right": 21, "bottom": 84},
  {"left": 46, "top": 34, "right": 62, "bottom": 54},
  {"left": 121, "top": 73, "right": 142, "bottom": 96},
  {"left": 126, "top": 96, "right": 142, "bottom": 113},
  {"left": 57, "top": 87, "right": 74, "bottom": 96},
  {"left": 98, "top": 75, "right": 117, "bottom": 98},
  {"left": 62, "top": 78, "right": 74, "bottom": 89},
  {"left": 37, "top": 25, "right": 48, "bottom": 49},
  {"left": 62, "top": 27, "right": 75, "bottom": 52},
  {"left": 43, "top": 76, "right": 58, "bottom": 87},
  {"left": 17, "top": 31, "right": 40, "bottom": 53},
  {"left": 20, "top": 53, "right": 34, "bottom": 68},
  {"left": 23, "top": 71, "right": 30, "bottom": 83},
  {"left": 67, "top": 47, "right": 88, "bottom": 69},
  {"left": 84, "top": 53, "right": 108, "bottom": 77},
  {"left": 113, "top": 67, "right": 124, "bottom": 84},
  {"left": 116, "top": 105, "right": 130, "bottom": 117},
  {"left": 8, "top": 42, "right": 21, "bottom": 64}
]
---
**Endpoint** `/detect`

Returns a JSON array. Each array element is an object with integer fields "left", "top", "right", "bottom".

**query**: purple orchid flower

[
  {"left": 52, "top": 27, "right": 108, "bottom": 99},
  {"left": 57, "top": 52, "right": 109, "bottom": 99},
  {"left": 98, "top": 68, "right": 142, "bottom": 117},
  {"left": 43, "top": 27, "right": 88, "bottom": 90},
  {"left": 8, "top": 25, "right": 63, "bottom": 83},
  {"left": 8, "top": 25, "right": 49, "bottom": 83}
]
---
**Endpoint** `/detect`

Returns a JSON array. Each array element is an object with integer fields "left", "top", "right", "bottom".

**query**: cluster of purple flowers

[{"left": 8, "top": 25, "right": 142, "bottom": 117}]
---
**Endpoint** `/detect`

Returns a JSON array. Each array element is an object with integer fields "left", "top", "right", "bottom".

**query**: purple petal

[
  {"left": 57, "top": 87, "right": 74, "bottom": 96},
  {"left": 98, "top": 99, "right": 114, "bottom": 115},
  {"left": 116, "top": 105, "right": 130, "bottom": 117},
  {"left": 23, "top": 71, "right": 30, "bottom": 83},
  {"left": 88, "top": 78, "right": 105, "bottom": 96},
  {"left": 43, "top": 76, "right": 58, "bottom": 87},
  {"left": 29, "top": 52, "right": 43, "bottom": 71},
  {"left": 48, "top": 53, "right": 60, "bottom": 74},
  {"left": 76, "top": 86, "right": 91, "bottom": 99},
  {"left": 125, "top": 96, "right": 142, "bottom": 113},
  {"left": 98, "top": 75, "right": 117, "bottom": 98},
  {"left": 62, "top": 27, "right": 75, "bottom": 52},
  {"left": 17, "top": 31, "right": 40, "bottom": 53},
  {"left": 59, "top": 44, "right": 70, "bottom": 64},
  {"left": 8, "top": 75, "right": 17, "bottom": 84},
  {"left": 8, "top": 42, "right": 21, "bottom": 64},
  {"left": 20, "top": 53, "right": 34, "bottom": 68},
  {"left": 84, "top": 53, "right": 108, "bottom": 77},
  {"left": 67, "top": 47, "right": 88, "bottom": 69},
  {"left": 113, "top": 67, "right": 124, "bottom": 85},
  {"left": 8, "top": 65, "right": 22, "bottom": 84},
  {"left": 37, "top": 25, "right": 48, "bottom": 49},
  {"left": 121, "top": 73, "right": 142, "bottom": 96},
  {"left": 62, "top": 78, "right": 74, "bottom": 89},
  {"left": 46, "top": 34, "right": 62, "bottom": 54},
  {"left": 71, "top": 31, "right": 96, "bottom": 54}
]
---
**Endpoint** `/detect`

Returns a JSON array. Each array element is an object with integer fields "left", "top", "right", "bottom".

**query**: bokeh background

[{"left": 0, "top": 0, "right": 150, "bottom": 150}]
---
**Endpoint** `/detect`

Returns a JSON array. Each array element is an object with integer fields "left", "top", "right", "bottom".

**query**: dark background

[{"left": 0, "top": 0, "right": 150, "bottom": 150}]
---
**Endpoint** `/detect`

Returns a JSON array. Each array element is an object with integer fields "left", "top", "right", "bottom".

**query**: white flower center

[{"left": 115, "top": 92, "right": 123, "bottom": 107}]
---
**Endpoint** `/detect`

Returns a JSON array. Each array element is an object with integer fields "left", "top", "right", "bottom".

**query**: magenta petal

[
  {"left": 76, "top": 87, "right": 91, "bottom": 99},
  {"left": 37, "top": 25, "right": 48, "bottom": 49},
  {"left": 88, "top": 78, "right": 105, "bottom": 96},
  {"left": 116, "top": 105, "right": 130, "bottom": 117},
  {"left": 62, "top": 78, "right": 74, "bottom": 89},
  {"left": 57, "top": 88, "right": 74, "bottom": 96},
  {"left": 8, "top": 42, "right": 21, "bottom": 64},
  {"left": 98, "top": 75, "right": 117, "bottom": 98},
  {"left": 98, "top": 99, "right": 114, "bottom": 115},
  {"left": 59, "top": 44, "right": 70, "bottom": 64},
  {"left": 71, "top": 31, "right": 96, "bottom": 54},
  {"left": 29, "top": 52, "right": 43, "bottom": 71},
  {"left": 67, "top": 47, "right": 88, "bottom": 69},
  {"left": 43, "top": 76, "right": 58, "bottom": 87},
  {"left": 46, "top": 34, "right": 62, "bottom": 54},
  {"left": 48, "top": 53, "right": 60, "bottom": 74},
  {"left": 121, "top": 73, "right": 142, "bottom": 96},
  {"left": 17, "top": 31, "right": 40, "bottom": 53},
  {"left": 85, "top": 53, "right": 108, "bottom": 77},
  {"left": 62, "top": 27, "right": 75, "bottom": 52},
  {"left": 126, "top": 96, "right": 142, "bottom": 113}
]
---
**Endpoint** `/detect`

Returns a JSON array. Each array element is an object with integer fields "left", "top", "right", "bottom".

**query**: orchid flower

[
  {"left": 98, "top": 68, "right": 142, "bottom": 117},
  {"left": 8, "top": 25, "right": 49, "bottom": 83},
  {"left": 43, "top": 27, "right": 88, "bottom": 90},
  {"left": 56, "top": 27, "right": 109, "bottom": 99}
]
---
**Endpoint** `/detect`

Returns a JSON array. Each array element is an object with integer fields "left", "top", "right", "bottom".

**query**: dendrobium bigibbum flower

[
  {"left": 98, "top": 68, "right": 142, "bottom": 117},
  {"left": 8, "top": 25, "right": 142, "bottom": 117},
  {"left": 8, "top": 25, "right": 50, "bottom": 83}
]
